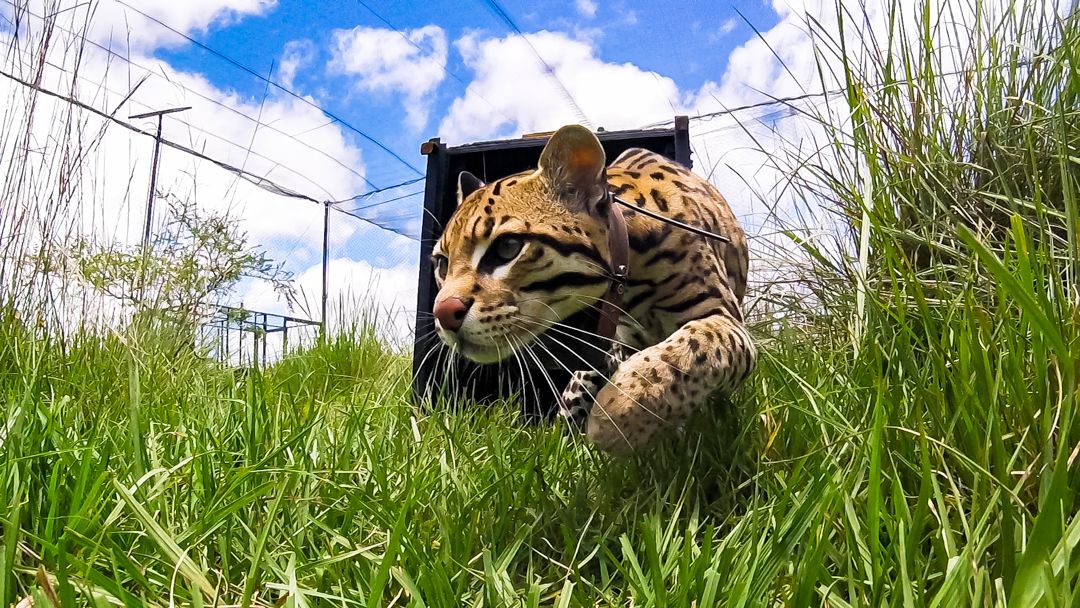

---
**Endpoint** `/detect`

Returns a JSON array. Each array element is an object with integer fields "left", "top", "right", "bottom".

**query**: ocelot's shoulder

[{"left": 609, "top": 148, "right": 689, "bottom": 174}]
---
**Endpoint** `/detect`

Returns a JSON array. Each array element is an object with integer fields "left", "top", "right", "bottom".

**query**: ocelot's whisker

[
  {"left": 498, "top": 335, "right": 523, "bottom": 406},
  {"left": 512, "top": 320, "right": 665, "bottom": 428},
  {"left": 523, "top": 315, "right": 637, "bottom": 356},
  {"left": 520, "top": 313, "right": 685, "bottom": 378},
  {"left": 514, "top": 293, "right": 646, "bottom": 332},
  {"left": 505, "top": 325, "right": 592, "bottom": 445},
  {"left": 508, "top": 333, "right": 560, "bottom": 415},
  {"left": 516, "top": 334, "right": 548, "bottom": 412},
  {"left": 493, "top": 335, "right": 514, "bottom": 402},
  {"left": 514, "top": 318, "right": 673, "bottom": 412},
  {"left": 513, "top": 317, "right": 616, "bottom": 372},
  {"left": 519, "top": 298, "right": 641, "bottom": 352},
  {"left": 412, "top": 331, "right": 449, "bottom": 389},
  {"left": 514, "top": 324, "right": 637, "bottom": 443},
  {"left": 513, "top": 303, "right": 680, "bottom": 398},
  {"left": 510, "top": 337, "right": 591, "bottom": 450},
  {"left": 518, "top": 313, "right": 692, "bottom": 379}
]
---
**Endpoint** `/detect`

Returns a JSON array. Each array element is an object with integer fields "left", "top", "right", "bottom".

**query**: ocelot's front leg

[
  {"left": 558, "top": 342, "right": 630, "bottom": 430},
  {"left": 586, "top": 314, "right": 757, "bottom": 454}
]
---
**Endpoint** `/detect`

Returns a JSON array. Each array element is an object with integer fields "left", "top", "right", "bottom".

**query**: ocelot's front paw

[
  {"left": 585, "top": 375, "right": 672, "bottom": 455},
  {"left": 558, "top": 370, "right": 603, "bottom": 431}
]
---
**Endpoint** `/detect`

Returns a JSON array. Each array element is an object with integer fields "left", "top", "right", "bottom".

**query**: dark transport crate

[{"left": 412, "top": 116, "right": 693, "bottom": 417}]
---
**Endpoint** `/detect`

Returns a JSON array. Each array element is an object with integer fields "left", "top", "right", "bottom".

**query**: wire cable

[
  {"left": 0, "top": 65, "right": 420, "bottom": 240},
  {"left": 18, "top": 52, "right": 342, "bottom": 200},
  {"left": 352, "top": 0, "right": 516, "bottom": 127},
  {"left": 477, "top": 0, "right": 592, "bottom": 128},
  {"left": 2, "top": 0, "right": 378, "bottom": 190},
  {"left": 328, "top": 176, "right": 425, "bottom": 205},
  {"left": 113, "top": 0, "right": 423, "bottom": 179},
  {"left": 639, "top": 56, "right": 1043, "bottom": 130}
]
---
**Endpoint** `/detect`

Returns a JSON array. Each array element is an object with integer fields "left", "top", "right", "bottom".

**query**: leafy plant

[{"left": 72, "top": 193, "right": 295, "bottom": 324}]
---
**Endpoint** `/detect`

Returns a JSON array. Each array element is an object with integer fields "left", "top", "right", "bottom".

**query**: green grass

[{"left": 2, "top": 0, "right": 1079, "bottom": 605}]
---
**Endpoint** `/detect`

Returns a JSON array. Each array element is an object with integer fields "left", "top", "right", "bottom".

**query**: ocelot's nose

[{"left": 434, "top": 297, "right": 471, "bottom": 332}]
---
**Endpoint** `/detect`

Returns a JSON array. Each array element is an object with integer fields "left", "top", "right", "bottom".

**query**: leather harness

[
  {"left": 597, "top": 191, "right": 629, "bottom": 342},
  {"left": 594, "top": 190, "right": 730, "bottom": 343}
]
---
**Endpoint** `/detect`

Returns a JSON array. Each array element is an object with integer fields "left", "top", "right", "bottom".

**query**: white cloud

[
  {"left": 440, "top": 0, "right": 1030, "bottom": 197},
  {"left": 708, "top": 17, "right": 738, "bottom": 43},
  {"left": 435, "top": 0, "right": 1040, "bottom": 324},
  {"left": 439, "top": 31, "right": 682, "bottom": 144},
  {"left": 575, "top": 0, "right": 597, "bottom": 19},
  {"left": 279, "top": 38, "right": 317, "bottom": 89},
  {"left": 437, "top": 0, "right": 1048, "bottom": 227},
  {"left": 434, "top": 27, "right": 788, "bottom": 223},
  {"left": 329, "top": 25, "right": 448, "bottom": 130},
  {"left": 50, "top": 0, "right": 278, "bottom": 50}
]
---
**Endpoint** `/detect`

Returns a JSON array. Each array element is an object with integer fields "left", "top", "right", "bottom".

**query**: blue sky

[
  {"left": 2, "top": 0, "right": 824, "bottom": 338},
  {"left": 85, "top": 0, "right": 795, "bottom": 330},
  {"left": 2, "top": 0, "right": 1066, "bottom": 344},
  {"left": 158, "top": 1, "right": 778, "bottom": 154},
  {"left": 144, "top": 0, "right": 785, "bottom": 219}
]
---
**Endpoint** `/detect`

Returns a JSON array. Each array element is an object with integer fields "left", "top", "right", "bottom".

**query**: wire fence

[{"left": 0, "top": 0, "right": 435, "bottom": 366}]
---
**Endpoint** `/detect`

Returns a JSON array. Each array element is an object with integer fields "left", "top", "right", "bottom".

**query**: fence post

[
  {"left": 321, "top": 201, "right": 330, "bottom": 343},
  {"left": 129, "top": 106, "right": 190, "bottom": 247}
]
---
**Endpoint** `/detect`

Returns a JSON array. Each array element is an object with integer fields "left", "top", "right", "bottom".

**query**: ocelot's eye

[
  {"left": 432, "top": 255, "right": 449, "bottom": 280},
  {"left": 492, "top": 236, "right": 524, "bottom": 263}
]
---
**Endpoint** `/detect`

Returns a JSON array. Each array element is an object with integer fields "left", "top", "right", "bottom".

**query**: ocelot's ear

[
  {"left": 538, "top": 124, "right": 607, "bottom": 214},
  {"left": 457, "top": 171, "right": 485, "bottom": 204}
]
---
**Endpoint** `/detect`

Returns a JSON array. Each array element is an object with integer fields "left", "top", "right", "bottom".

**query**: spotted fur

[{"left": 430, "top": 125, "right": 756, "bottom": 454}]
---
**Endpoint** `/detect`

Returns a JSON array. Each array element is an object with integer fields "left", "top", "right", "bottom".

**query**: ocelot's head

[{"left": 430, "top": 125, "right": 614, "bottom": 364}]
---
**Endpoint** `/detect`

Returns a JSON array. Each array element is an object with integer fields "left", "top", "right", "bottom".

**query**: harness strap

[
  {"left": 593, "top": 189, "right": 731, "bottom": 344},
  {"left": 597, "top": 194, "right": 629, "bottom": 342}
]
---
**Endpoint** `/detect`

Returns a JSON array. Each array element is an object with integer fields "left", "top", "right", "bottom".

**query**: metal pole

[
  {"left": 143, "top": 114, "right": 164, "bottom": 246},
  {"left": 130, "top": 107, "right": 191, "bottom": 247},
  {"left": 261, "top": 314, "right": 267, "bottom": 366},
  {"left": 321, "top": 201, "right": 330, "bottom": 342}
]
